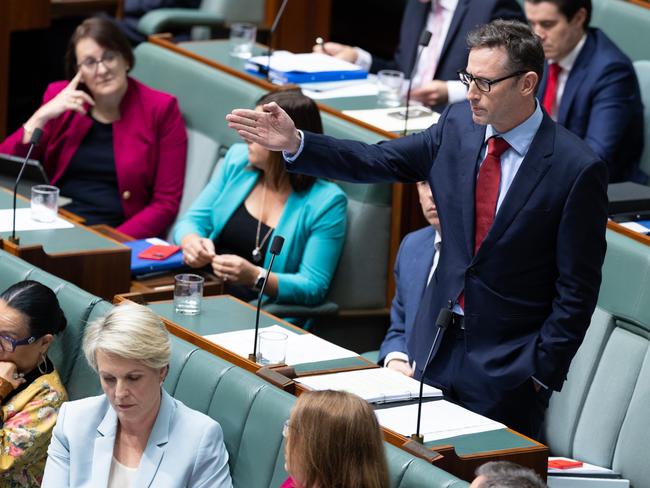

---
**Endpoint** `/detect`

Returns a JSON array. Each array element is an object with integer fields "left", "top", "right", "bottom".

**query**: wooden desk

[
  {"left": 0, "top": 189, "right": 130, "bottom": 300},
  {"left": 608, "top": 220, "right": 650, "bottom": 247}
]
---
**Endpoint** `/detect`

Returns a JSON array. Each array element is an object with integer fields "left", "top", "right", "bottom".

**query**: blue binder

[{"left": 125, "top": 239, "right": 184, "bottom": 276}]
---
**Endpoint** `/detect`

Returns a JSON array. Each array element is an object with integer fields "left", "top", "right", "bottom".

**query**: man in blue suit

[
  {"left": 379, "top": 181, "right": 441, "bottom": 377},
  {"left": 315, "top": 0, "right": 524, "bottom": 107},
  {"left": 227, "top": 20, "right": 608, "bottom": 438},
  {"left": 526, "top": 0, "right": 646, "bottom": 183}
]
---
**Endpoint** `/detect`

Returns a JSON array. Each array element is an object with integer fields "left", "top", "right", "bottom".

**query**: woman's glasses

[
  {"left": 77, "top": 51, "right": 120, "bottom": 73},
  {"left": 0, "top": 334, "right": 38, "bottom": 353}
]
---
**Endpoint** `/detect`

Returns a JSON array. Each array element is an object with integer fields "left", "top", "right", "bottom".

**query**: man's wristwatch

[{"left": 252, "top": 267, "right": 267, "bottom": 292}]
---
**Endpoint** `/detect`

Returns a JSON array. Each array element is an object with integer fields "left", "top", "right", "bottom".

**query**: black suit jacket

[
  {"left": 290, "top": 102, "right": 608, "bottom": 392},
  {"left": 370, "top": 0, "right": 525, "bottom": 79}
]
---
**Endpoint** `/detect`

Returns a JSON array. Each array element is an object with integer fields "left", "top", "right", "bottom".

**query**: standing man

[
  {"left": 525, "top": 0, "right": 646, "bottom": 183},
  {"left": 227, "top": 20, "right": 608, "bottom": 438},
  {"left": 379, "top": 181, "right": 441, "bottom": 377},
  {"left": 315, "top": 0, "right": 525, "bottom": 108}
]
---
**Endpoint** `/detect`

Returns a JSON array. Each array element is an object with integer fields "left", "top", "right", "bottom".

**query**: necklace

[{"left": 252, "top": 181, "right": 273, "bottom": 263}]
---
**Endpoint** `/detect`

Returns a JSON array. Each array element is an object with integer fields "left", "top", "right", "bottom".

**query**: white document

[
  {"left": 0, "top": 208, "right": 74, "bottom": 232},
  {"left": 619, "top": 221, "right": 650, "bottom": 234},
  {"left": 296, "top": 367, "right": 442, "bottom": 404},
  {"left": 203, "top": 325, "right": 358, "bottom": 366},
  {"left": 548, "top": 457, "right": 625, "bottom": 477},
  {"left": 301, "top": 80, "right": 379, "bottom": 100},
  {"left": 343, "top": 107, "right": 440, "bottom": 133},
  {"left": 375, "top": 400, "right": 505, "bottom": 443},
  {"left": 248, "top": 51, "right": 364, "bottom": 73}
]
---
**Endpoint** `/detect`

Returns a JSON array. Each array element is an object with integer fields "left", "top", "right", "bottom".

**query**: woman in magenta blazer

[{"left": 0, "top": 18, "right": 187, "bottom": 238}]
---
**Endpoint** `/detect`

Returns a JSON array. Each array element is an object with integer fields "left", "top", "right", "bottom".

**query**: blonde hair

[
  {"left": 83, "top": 302, "right": 171, "bottom": 371},
  {"left": 287, "top": 390, "right": 389, "bottom": 488}
]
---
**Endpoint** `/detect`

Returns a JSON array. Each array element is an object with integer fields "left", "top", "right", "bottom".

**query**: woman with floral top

[{"left": 0, "top": 281, "right": 67, "bottom": 487}]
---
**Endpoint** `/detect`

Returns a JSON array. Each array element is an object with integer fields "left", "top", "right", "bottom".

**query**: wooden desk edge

[{"left": 607, "top": 220, "right": 650, "bottom": 247}]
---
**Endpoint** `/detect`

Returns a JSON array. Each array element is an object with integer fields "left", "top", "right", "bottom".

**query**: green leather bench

[
  {"left": 543, "top": 229, "right": 650, "bottom": 487},
  {"left": 0, "top": 249, "right": 467, "bottom": 488}
]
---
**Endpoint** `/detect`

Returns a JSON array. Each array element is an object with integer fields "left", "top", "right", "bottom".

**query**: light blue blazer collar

[{"left": 91, "top": 389, "right": 175, "bottom": 488}]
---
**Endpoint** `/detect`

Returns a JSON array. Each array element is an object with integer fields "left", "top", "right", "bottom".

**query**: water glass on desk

[
  {"left": 30, "top": 185, "right": 59, "bottom": 223},
  {"left": 229, "top": 23, "right": 256, "bottom": 59},
  {"left": 377, "top": 70, "right": 405, "bottom": 108},
  {"left": 174, "top": 273, "right": 204, "bottom": 315},
  {"left": 257, "top": 330, "right": 288, "bottom": 365}
]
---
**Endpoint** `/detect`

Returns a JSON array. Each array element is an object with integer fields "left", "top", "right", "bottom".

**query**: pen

[{"left": 315, "top": 37, "right": 330, "bottom": 55}]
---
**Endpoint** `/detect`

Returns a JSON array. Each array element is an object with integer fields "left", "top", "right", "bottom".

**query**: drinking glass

[{"left": 174, "top": 274, "right": 204, "bottom": 315}]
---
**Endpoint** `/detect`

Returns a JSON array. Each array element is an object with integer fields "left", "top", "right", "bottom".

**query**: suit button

[{"left": 122, "top": 190, "right": 131, "bottom": 200}]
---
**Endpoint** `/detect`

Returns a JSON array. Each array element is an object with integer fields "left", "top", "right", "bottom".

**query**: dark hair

[
  {"left": 467, "top": 20, "right": 545, "bottom": 90},
  {"left": 64, "top": 17, "right": 134, "bottom": 79},
  {"left": 0, "top": 281, "right": 67, "bottom": 337},
  {"left": 255, "top": 88, "right": 323, "bottom": 192},
  {"left": 526, "top": 0, "right": 591, "bottom": 27},
  {"left": 475, "top": 461, "right": 547, "bottom": 488}
]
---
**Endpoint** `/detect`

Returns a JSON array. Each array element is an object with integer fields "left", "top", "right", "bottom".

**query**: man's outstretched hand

[{"left": 226, "top": 102, "right": 301, "bottom": 153}]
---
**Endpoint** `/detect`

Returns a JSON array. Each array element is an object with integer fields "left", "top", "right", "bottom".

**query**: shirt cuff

[
  {"left": 282, "top": 130, "right": 305, "bottom": 163},
  {"left": 532, "top": 376, "right": 549, "bottom": 390},
  {"left": 384, "top": 351, "right": 410, "bottom": 366},
  {"left": 355, "top": 47, "right": 372, "bottom": 72},
  {"left": 446, "top": 80, "right": 467, "bottom": 105}
]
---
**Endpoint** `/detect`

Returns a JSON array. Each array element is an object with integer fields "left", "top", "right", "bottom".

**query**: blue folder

[{"left": 125, "top": 239, "right": 185, "bottom": 276}]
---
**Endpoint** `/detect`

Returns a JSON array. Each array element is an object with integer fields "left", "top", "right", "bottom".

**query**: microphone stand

[
  {"left": 9, "top": 128, "right": 43, "bottom": 245},
  {"left": 249, "top": 235, "right": 285, "bottom": 362},
  {"left": 403, "top": 30, "right": 432, "bottom": 136},
  {"left": 411, "top": 303, "right": 452, "bottom": 443},
  {"left": 264, "top": 0, "right": 290, "bottom": 83}
]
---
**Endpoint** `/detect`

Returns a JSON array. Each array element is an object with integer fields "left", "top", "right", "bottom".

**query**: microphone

[
  {"left": 403, "top": 29, "right": 432, "bottom": 136},
  {"left": 264, "top": 0, "right": 290, "bottom": 83},
  {"left": 249, "top": 235, "right": 285, "bottom": 362},
  {"left": 9, "top": 128, "right": 43, "bottom": 245},
  {"left": 411, "top": 301, "right": 451, "bottom": 443}
]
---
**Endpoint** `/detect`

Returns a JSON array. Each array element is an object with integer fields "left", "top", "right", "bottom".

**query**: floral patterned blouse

[{"left": 0, "top": 368, "right": 67, "bottom": 487}]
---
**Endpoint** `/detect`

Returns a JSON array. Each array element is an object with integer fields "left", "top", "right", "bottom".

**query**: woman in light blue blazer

[
  {"left": 174, "top": 89, "right": 347, "bottom": 306},
  {"left": 42, "top": 303, "right": 232, "bottom": 488}
]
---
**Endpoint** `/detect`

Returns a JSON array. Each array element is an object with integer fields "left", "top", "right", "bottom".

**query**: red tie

[
  {"left": 458, "top": 136, "right": 510, "bottom": 309},
  {"left": 542, "top": 63, "right": 561, "bottom": 116}
]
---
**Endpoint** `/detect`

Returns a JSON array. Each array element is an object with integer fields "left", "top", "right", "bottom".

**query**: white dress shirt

[{"left": 547, "top": 34, "right": 587, "bottom": 120}]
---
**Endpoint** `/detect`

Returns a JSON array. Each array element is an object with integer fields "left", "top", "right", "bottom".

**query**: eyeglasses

[
  {"left": 77, "top": 51, "right": 120, "bottom": 73},
  {"left": 457, "top": 69, "right": 527, "bottom": 93},
  {"left": 0, "top": 334, "right": 38, "bottom": 353}
]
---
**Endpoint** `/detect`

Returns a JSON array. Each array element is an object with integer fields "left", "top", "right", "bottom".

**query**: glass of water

[
  {"left": 257, "top": 330, "right": 288, "bottom": 365},
  {"left": 377, "top": 69, "right": 405, "bottom": 108},
  {"left": 173, "top": 274, "right": 204, "bottom": 315},
  {"left": 30, "top": 185, "right": 59, "bottom": 223},
  {"left": 229, "top": 22, "right": 257, "bottom": 59}
]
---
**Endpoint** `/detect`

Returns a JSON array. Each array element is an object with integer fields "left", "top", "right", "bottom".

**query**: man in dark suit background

[
  {"left": 379, "top": 181, "right": 441, "bottom": 377},
  {"left": 227, "top": 20, "right": 608, "bottom": 438},
  {"left": 314, "top": 0, "right": 524, "bottom": 107},
  {"left": 525, "top": 0, "right": 646, "bottom": 183}
]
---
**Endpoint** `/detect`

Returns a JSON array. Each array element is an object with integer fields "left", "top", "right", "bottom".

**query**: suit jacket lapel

[
  {"left": 474, "top": 115, "right": 555, "bottom": 258},
  {"left": 557, "top": 33, "right": 594, "bottom": 125},
  {"left": 459, "top": 122, "right": 486, "bottom": 259},
  {"left": 91, "top": 404, "right": 118, "bottom": 487},
  {"left": 437, "top": 0, "right": 469, "bottom": 75},
  {"left": 135, "top": 390, "right": 174, "bottom": 488}
]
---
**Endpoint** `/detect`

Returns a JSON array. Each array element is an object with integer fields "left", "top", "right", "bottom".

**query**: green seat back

[
  {"left": 633, "top": 60, "right": 650, "bottom": 181},
  {"left": 591, "top": 0, "right": 650, "bottom": 62}
]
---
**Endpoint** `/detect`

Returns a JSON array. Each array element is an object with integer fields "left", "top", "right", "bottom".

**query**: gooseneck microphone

[
  {"left": 411, "top": 302, "right": 452, "bottom": 443},
  {"left": 264, "top": 0, "right": 290, "bottom": 83},
  {"left": 249, "top": 235, "right": 285, "bottom": 362},
  {"left": 9, "top": 128, "right": 43, "bottom": 245},
  {"left": 403, "top": 30, "right": 432, "bottom": 136}
]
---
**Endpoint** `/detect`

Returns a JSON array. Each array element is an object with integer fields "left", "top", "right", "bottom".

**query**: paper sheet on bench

[
  {"left": 375, "top": 400, "right": 505, "bottom": 443},
  {"left": 203, "top": 325, "right": 358, "bottom": 365},
  {"left": 342, "top": 107, "right": 440, "bottom": 132},
  {"left": 0, "top": 208, "right": 74, "bottom": 232},
  {"left": 296, "top": 367, "right": 442, "bottom": 403}
]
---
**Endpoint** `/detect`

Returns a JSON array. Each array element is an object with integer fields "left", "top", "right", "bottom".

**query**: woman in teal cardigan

[{"left": 173, "top": 89, "right": 347, "bottom": 306}]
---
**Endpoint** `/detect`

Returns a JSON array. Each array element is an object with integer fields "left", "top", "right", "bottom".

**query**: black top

[
  {"left": 215, "top": 202, "right": 273, "bottom": 302},
  {"left": 58, "top": 118, "right": 124, "bottom": 227}
]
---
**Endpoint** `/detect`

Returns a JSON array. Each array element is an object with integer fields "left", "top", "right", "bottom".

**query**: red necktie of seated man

[
  {"left": 542, "top": 63, "right": 561, "bottom": 116},
  {"left": 458, "top": 136, "right": 510, "bottom": 309}
]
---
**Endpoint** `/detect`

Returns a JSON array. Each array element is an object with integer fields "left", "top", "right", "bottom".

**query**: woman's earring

[{"left": 38, "top": 353, "right": 48, "bottom": 375}]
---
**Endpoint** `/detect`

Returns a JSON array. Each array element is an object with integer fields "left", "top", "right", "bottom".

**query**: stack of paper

[
  {"left": 296, "top": 367, "right": 442, "bottom": 404},
  {"left": 203, "top": 325, "right": 358, "bottom": 365},
  {"left": 375, "top": 400, "right": 505, "bottom": 443},
  {"left": 342, "top": 107, "right": 440, "bottom": 133},
  {"left": 0, "top": 208, "right": 73, "bottom": 232}
]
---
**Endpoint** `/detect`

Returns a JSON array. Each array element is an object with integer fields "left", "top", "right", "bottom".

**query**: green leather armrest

[
  {"left": 138, "top": 9, "right": 227, "bottom": 36},
  {"left": 260, "top": 301, "right": 340, "bottom": 318}
]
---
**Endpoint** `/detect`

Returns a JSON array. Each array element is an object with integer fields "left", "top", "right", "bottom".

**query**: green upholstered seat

[
  {"left": 543, "top": 230, "right": 650, "bottom": 487},
  {"left": 591, "top": 0, "right": 650, "bottom": 63},
  {"left": 634, "top": 60, "right": 650, "bottom": 182}
]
